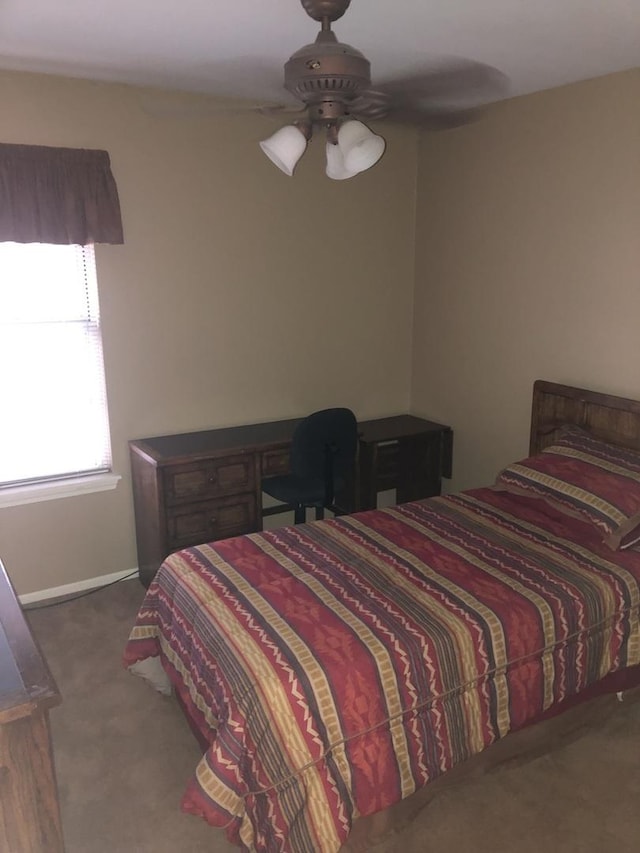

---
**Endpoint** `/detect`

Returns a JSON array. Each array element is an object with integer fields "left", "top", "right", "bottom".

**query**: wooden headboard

[{"left": 530, "top": 380, "right": 640, "bottom": 455}]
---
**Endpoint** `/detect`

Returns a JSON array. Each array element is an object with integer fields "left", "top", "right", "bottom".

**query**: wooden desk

[
  {"left": 357, "top": 415, "right": 453, "bottom": 510},
  {"left": 130, "top": 414, "right": 452, "bottom": 587},
  {"left": 0, "top": 559, "right": 64, "bottom": 853}
]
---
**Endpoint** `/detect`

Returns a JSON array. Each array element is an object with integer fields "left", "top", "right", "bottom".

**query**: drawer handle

[
  {"left": 208, "top": 475, "right": 217, "bottom": 484},
  {"left": 209, "top": 516, "right": 218, "bottom": 526}
]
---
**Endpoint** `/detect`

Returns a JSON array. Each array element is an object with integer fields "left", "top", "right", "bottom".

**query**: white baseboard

[{"left": 19, "top": 567, "right": 139, "bottom": 605}]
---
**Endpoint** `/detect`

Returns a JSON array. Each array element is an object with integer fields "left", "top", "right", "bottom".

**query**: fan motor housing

[
  {"left": 284, "top": 39, "right": 371, "bottom": 118},
  {"left": 300, "top": 0, "right": 351, "bottom": 22}
]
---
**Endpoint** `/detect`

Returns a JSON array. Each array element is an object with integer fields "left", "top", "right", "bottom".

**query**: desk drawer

[
  {"left": 262, "top": 449, "right": 290, "bottom": 477},
  {"left": 164, "top": 455, "right": 255, "bottom": 504},
  {"left": 167, "top": 493, "right": 257, "bottom": 550}
]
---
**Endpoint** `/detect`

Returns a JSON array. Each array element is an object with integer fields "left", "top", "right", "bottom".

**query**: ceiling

[{"left": 0, "top": 0, "right": 638, "bottom": 109}]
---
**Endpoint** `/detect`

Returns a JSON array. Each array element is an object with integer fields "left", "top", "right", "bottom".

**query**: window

[{"left": 0, "top": 242, "right": 113, "bottom": 492}]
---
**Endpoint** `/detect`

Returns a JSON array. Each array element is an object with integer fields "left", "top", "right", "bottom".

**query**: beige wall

[
  {"left": 0, "top": 71, "right": 418, "bottom": 594},
  {"left": 5, "top": 66, "right": 640, "bottom": 594},
  {"left": 412, "top": 69, "right": 640, "bottom": 492}
]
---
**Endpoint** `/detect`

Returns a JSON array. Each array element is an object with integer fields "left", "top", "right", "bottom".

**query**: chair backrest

[{"left": 290, "top": 408, "right": 358, "bottom": 500}]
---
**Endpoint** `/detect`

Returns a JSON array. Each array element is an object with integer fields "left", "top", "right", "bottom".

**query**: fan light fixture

[
  {"left": 259, "top": 123, "right": 311, "bottom": 176},
  {"left": 260, "top": 118, "right": 385, "bottom": 180},
  {"left": 259, "top": 1, "right": 387, "bottom": 180},
  {"left": 336, "top": 120, "right": 385, "bottom": 174}
]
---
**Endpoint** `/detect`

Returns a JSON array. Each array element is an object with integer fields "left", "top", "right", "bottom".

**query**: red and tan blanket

[{"left": 123, "top": 488, "right": 640, "bottom": 852}]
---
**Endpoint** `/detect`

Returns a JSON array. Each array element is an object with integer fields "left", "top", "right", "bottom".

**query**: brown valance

[{"left": 0, "top": 143, "right": 124, "bottom": 245}]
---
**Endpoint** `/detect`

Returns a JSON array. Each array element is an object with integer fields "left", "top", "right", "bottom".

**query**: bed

[{"left": 123, "top": 380, "right": 640, "bottom": 852}]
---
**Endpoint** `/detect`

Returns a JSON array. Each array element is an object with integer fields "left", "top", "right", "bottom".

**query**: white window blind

[{"left": 0, "top": 242, "right": 112, "bottom": 487}]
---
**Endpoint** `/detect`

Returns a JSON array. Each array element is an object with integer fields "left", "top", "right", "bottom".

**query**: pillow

[{"left": 495, "top": 426, "right": 640, "bottom": 550}]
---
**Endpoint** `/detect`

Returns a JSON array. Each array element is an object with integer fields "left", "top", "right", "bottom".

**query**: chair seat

[{"left": 262, "top": 474, "right": 326, "bottom": 508}]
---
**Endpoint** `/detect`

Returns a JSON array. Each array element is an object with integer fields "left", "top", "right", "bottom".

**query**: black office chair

[{"left": 262, "top": 407, "right": 358, "bottom": 524}]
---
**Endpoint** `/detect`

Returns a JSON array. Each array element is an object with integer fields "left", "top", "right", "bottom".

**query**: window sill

[{"left": 0, "top": 473, "right": 121, "bottom": 508}]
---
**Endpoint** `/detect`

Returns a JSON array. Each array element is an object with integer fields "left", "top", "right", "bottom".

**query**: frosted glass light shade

[
  {"left": 338, "top": 120, "right": 386, "bottom": 174},
  {"left": 325, "top": 143, "right": 359, "bottom": 180},
  {"left": 259, "top": 125, "right": 308, "bottom": 176}
]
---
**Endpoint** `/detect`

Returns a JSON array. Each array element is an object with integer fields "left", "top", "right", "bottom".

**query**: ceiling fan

[
  {"left": 143, "top": 0, "right": 508, "bottom": 180},
  {"left": 257, "top": 0, "right": 508, "bottom": 179}
]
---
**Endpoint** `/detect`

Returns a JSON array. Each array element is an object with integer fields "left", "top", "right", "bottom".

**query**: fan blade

[
  {"left": 349, "top": 88, "right": 484, "bottom": 130},
  {"left": 356, "top": 59, "right": 508, "bottom": 128},
  {"left": 348, "top": 90, "right": 392, "bottom": 121},
  {"left": 138, "top": 93, "right": 304, "bottom": 121},
  {"left": 394, "top": 107, "right": 485, "bottom": 130},
  {"left": 375, "top": 59, "right": 509, "bottom": 105},
  {"left": 352, "top": 96, "right": 485, "bottom": 130}
]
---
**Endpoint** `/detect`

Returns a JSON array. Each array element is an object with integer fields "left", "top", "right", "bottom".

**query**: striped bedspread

[{"left": 123, "top": 488, "right": 640, "bottom": 852}]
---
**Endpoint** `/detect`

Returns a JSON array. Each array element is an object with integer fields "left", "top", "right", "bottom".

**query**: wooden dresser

[
  {"left": 130, "top": 414, "right": 453, "bottom": 587},
  {"left": 0, "top": 559, "right": 64, "bottom": 853}
]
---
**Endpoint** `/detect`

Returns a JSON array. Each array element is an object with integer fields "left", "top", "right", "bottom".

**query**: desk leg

[
  {"left": 358, "top": 441, "right": 378, "bottom": 511},
  {"left": 255, "top": 456, "right": 265, "bottom": 531}
]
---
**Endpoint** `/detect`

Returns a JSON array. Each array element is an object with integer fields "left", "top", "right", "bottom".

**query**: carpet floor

[{"left": 26, "top": 578, "right": 640, "bottom": 853}]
